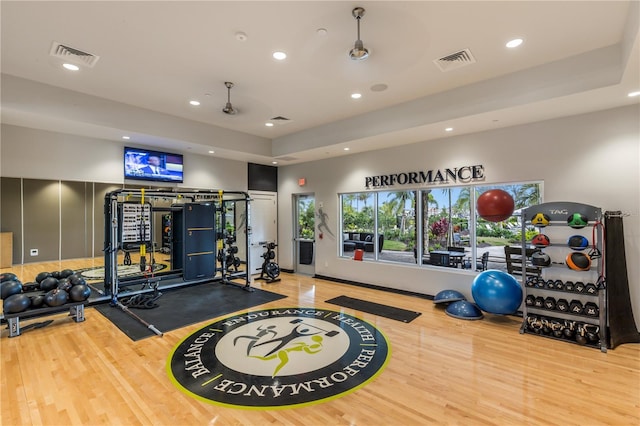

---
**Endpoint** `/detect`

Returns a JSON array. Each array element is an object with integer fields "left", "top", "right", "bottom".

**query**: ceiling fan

[
  {"left": 222, "top": 81, "right": 237, "bottom": 115},
  {"left": 348, "top": 7, "right": 369, "bottom": 61}
]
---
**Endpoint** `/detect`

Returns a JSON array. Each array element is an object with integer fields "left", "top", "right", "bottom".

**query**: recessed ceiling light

[
  {"left": 351, "top": 93, "right": 362, "bottom": 99},
  {"left": 272, "top": 161, "right": 278, "bottom": 164},
  {"left": 235, "top": 31, "right": 248, "bottom": 41},
  {"left": 273, "top": 51, "right": 287, "bottom": 60},
  {"left": 122, "top": 136, "right": 130, "bottom": 140},
  {"left": 208, "top": 150, "right": 215, "bottom": 154},
  {"left": 62, "top": 63, "right": 80, "bottom": 71},
  {"left": 344, "top": 147, "right": 350, "bottom": 151},
  {"left": 445, "top": 127, "right": 454, "bottom": 132},
  {"left": 370, "top": 83, "right": 388, "bottom": 92},
  {"left": 317, "top": 28, "right": 328, "bottom": 36},
  {"left": 189, "top": 100, "right": 201, "bottom": 106},
  {"left": 265, "top": 122, "right": 274, "bottom": 127},
  {"left": 628, "top": 91, "right": 640, "bottom": 97},
  {"left": 506, "top": 38, "right": 523, "bottom": 48}
]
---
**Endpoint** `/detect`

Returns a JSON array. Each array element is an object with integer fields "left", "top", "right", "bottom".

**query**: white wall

[
  {"left": 0, "top": 124, "right": 248, "bottom": 189},
  {"left": 277, "top": 105, "right": 640, "bottom": 326}
]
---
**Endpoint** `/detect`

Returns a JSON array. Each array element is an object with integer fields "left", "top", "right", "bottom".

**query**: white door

[{"left": 248, "top": 191, "right": 277, "bottom": 275}]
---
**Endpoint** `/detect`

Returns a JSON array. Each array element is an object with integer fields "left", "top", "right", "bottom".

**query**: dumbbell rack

[{"left": 519, "top": 201, "right": 607, "bottom": 352}]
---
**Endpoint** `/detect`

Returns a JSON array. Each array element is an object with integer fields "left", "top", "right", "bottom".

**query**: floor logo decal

[{"left": 167, "top": 308, "right": 390, "bottom": 409}]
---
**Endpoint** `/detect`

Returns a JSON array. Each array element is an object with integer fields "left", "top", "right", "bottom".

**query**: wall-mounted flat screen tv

[{"left": 124, "top": 147, "right": 184, "bottom": 183}]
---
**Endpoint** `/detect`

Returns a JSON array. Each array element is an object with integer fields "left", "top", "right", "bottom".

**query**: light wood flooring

[{"left": 1, "top": 258, "right": 639, "bottom": 426}]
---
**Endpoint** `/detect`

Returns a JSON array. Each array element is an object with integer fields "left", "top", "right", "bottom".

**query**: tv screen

[{"left": 124, "top": 147, "right": 184, "bottom": 183}]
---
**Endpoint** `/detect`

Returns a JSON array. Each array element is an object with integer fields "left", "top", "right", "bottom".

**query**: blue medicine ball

[
  {"left": 568, "top": 235, "right": 589, "bottom": 250},
  {"left": 445, "top": 300, "right": 484, "bottom": 320},
  {"left": 472, "top": 269, "right": 523, "bottom": 315},
  {"left": 434, "top": 289, "right": 466, "bottom": 305}
]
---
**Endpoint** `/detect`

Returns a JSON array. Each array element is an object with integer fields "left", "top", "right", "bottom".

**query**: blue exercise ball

[
  {"left": 445, "top": 300, "right": 484, "bottom": 320},
  {"left": 471, "top": 269, "right": 523, "bottom": 315},
  {"left": 433, "top": 289, "right": 466, "bottom": 305}
]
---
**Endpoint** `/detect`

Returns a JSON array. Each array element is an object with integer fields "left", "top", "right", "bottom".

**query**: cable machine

[{"left": 103, "top": 188, "right": 252, "bottom": 335}]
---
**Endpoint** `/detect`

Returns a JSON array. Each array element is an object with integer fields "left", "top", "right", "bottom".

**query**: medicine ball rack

[
  {"left": 103, "top": 188, "right": 252, "bottom": 335},
  {"left": 4, "top": 301, "right": 85, "bottom": 338},
  {"left": 519, "top": 201, "right": 607, "bottom": 352}
]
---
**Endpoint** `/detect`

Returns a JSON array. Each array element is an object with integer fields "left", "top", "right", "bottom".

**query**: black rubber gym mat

[
  {"left": 94, "top": 282, "right": 287, "bottom": 341},
  {"left": 325, "top": 295, "right": 421, "bottom": 323}
]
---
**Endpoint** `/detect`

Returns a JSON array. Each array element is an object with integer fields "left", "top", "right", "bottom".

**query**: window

[
  {"left": 339, "top": 182, "right": 542, "bottom": 272},
  {"left": 377, "top": 190, "right": 416, "bottom": 264}
]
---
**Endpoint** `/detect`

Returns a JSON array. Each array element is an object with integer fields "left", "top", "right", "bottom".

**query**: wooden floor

[{"left": 2, "top": 258, "right": 639, "bottom": 426}]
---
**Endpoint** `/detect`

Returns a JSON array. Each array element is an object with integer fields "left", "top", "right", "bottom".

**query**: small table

[{"left": 429, "top": 250, "right": 467, "bottom": 268}]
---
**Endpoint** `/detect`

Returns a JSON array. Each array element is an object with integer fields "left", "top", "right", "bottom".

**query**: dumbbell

[
  {"left": 569, "top": 300, "right": 584, "bottom": 315},
  {"left": 543, "top": 297, "right": 557, "bottom": 310},
  {"left": 546, "top": 279, "right": 556, "bottom": 290},
  {"left": 556, "top": 299, "right": 569, "bottom": 312},
  {"left": 584, "top": 302, "right": 599, "bottom": 317},
  {"left": 563, "top": 281, "right": 575, "bottom": 292},
  {"left": 536, "top": 277, "right": 546, "bottom": 288},
  {"left": 554, "top": 279, "right": 564, "bottom": 290},
  {"left": 526, "top": 276, "right": 537, "bottom": 287},
  {"left": 574, "top": 282, "right": 586, "bottom": 293},
  {"left": 585, "top": 283, "right": 598, "bottom": 295},
  {"left": 525, "top": 295, "right": 535, "bottom": 307},
  {"left": 534, "top": 296, "right": 545, "bottom": 309}
]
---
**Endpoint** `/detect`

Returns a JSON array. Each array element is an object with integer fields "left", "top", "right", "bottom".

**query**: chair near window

[
  {"left": 504, "top": 246, "right": 541, "bottom": 277},
  {"left": 464, "top": 251, "right": 489, "bottom": 271},
  {"left": 428, "top": 252, "right": 450, "bottom": 267},
  {"left": 447, "top": 246, "right": 466, "bottom": 268}
]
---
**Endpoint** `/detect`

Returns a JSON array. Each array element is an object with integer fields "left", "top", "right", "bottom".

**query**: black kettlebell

[
  {"left": 541, "top": 319, "right": 551, "bottom": 335},
  {"left": 563, "top": 321, "right": 576, "bottom": 339},
  {"left": 575, "top": 325, "right": 588, "bottom": 345},
  {"left": 585, "top": 325, "right": 600, "bottom": 343},
  {"left": 551, "top": 321, "right": 564, "bottom": 338}
]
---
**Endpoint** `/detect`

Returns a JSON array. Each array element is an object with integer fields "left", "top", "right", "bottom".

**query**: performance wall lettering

[{"left": 365, "top": 165, "right": 485, "bottom": 189}]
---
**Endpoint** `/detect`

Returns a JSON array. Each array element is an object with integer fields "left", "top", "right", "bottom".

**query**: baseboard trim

[{"left": 313, "top": 274, "right": 434, "bottom": 301}]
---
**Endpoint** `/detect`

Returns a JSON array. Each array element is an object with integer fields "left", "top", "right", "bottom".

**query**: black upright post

[{"left": 605, "top": 211, "right": 640, "bottom": 348}]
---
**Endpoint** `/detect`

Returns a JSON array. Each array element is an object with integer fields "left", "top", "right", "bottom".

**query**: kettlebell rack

[{"left": 519, "top": 201, "right": 608, "bottom": 352}]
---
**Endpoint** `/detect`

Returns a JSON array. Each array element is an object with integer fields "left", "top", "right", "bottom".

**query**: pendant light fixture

[
  {"left": 222, "top": 81, "right": 237, "bottom": 115},
  {"left": 348, "top": 7, "right": 369, "bottom": 61}
]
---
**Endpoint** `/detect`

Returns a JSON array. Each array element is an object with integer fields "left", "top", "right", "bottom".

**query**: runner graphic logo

[{"left": 167, "top": 308, "right": 390, "bottom": 408}]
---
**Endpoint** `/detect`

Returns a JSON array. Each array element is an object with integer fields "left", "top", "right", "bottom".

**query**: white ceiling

[{"left": 2, "top": 1, "right": 639, "bottom": 166}]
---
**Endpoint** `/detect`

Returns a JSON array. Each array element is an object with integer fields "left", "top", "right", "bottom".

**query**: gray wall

[
  {"left": 0, "top": 124, "right": 248, "bottom": 263},
  {"left": 277, "top": 105, "right": 640, "bottom": 327}
]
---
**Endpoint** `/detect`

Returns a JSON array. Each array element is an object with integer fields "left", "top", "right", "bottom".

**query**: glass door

[{"left": 294, "top": 193, "right": 315, "bottom": 275}]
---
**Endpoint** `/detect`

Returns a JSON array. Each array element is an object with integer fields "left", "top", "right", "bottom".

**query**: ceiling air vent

[
  {"left": 275, "top": 156, "right": 298, "bottom": 162},
  {"left": 271, "top": 116, "right": 290, "bottom": 121},
  {"left": 49, "top": 42, "right": 100, "bottom": 67},
  {"left": 433, "top": 48, "right": 475, "bottom": 72}
]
